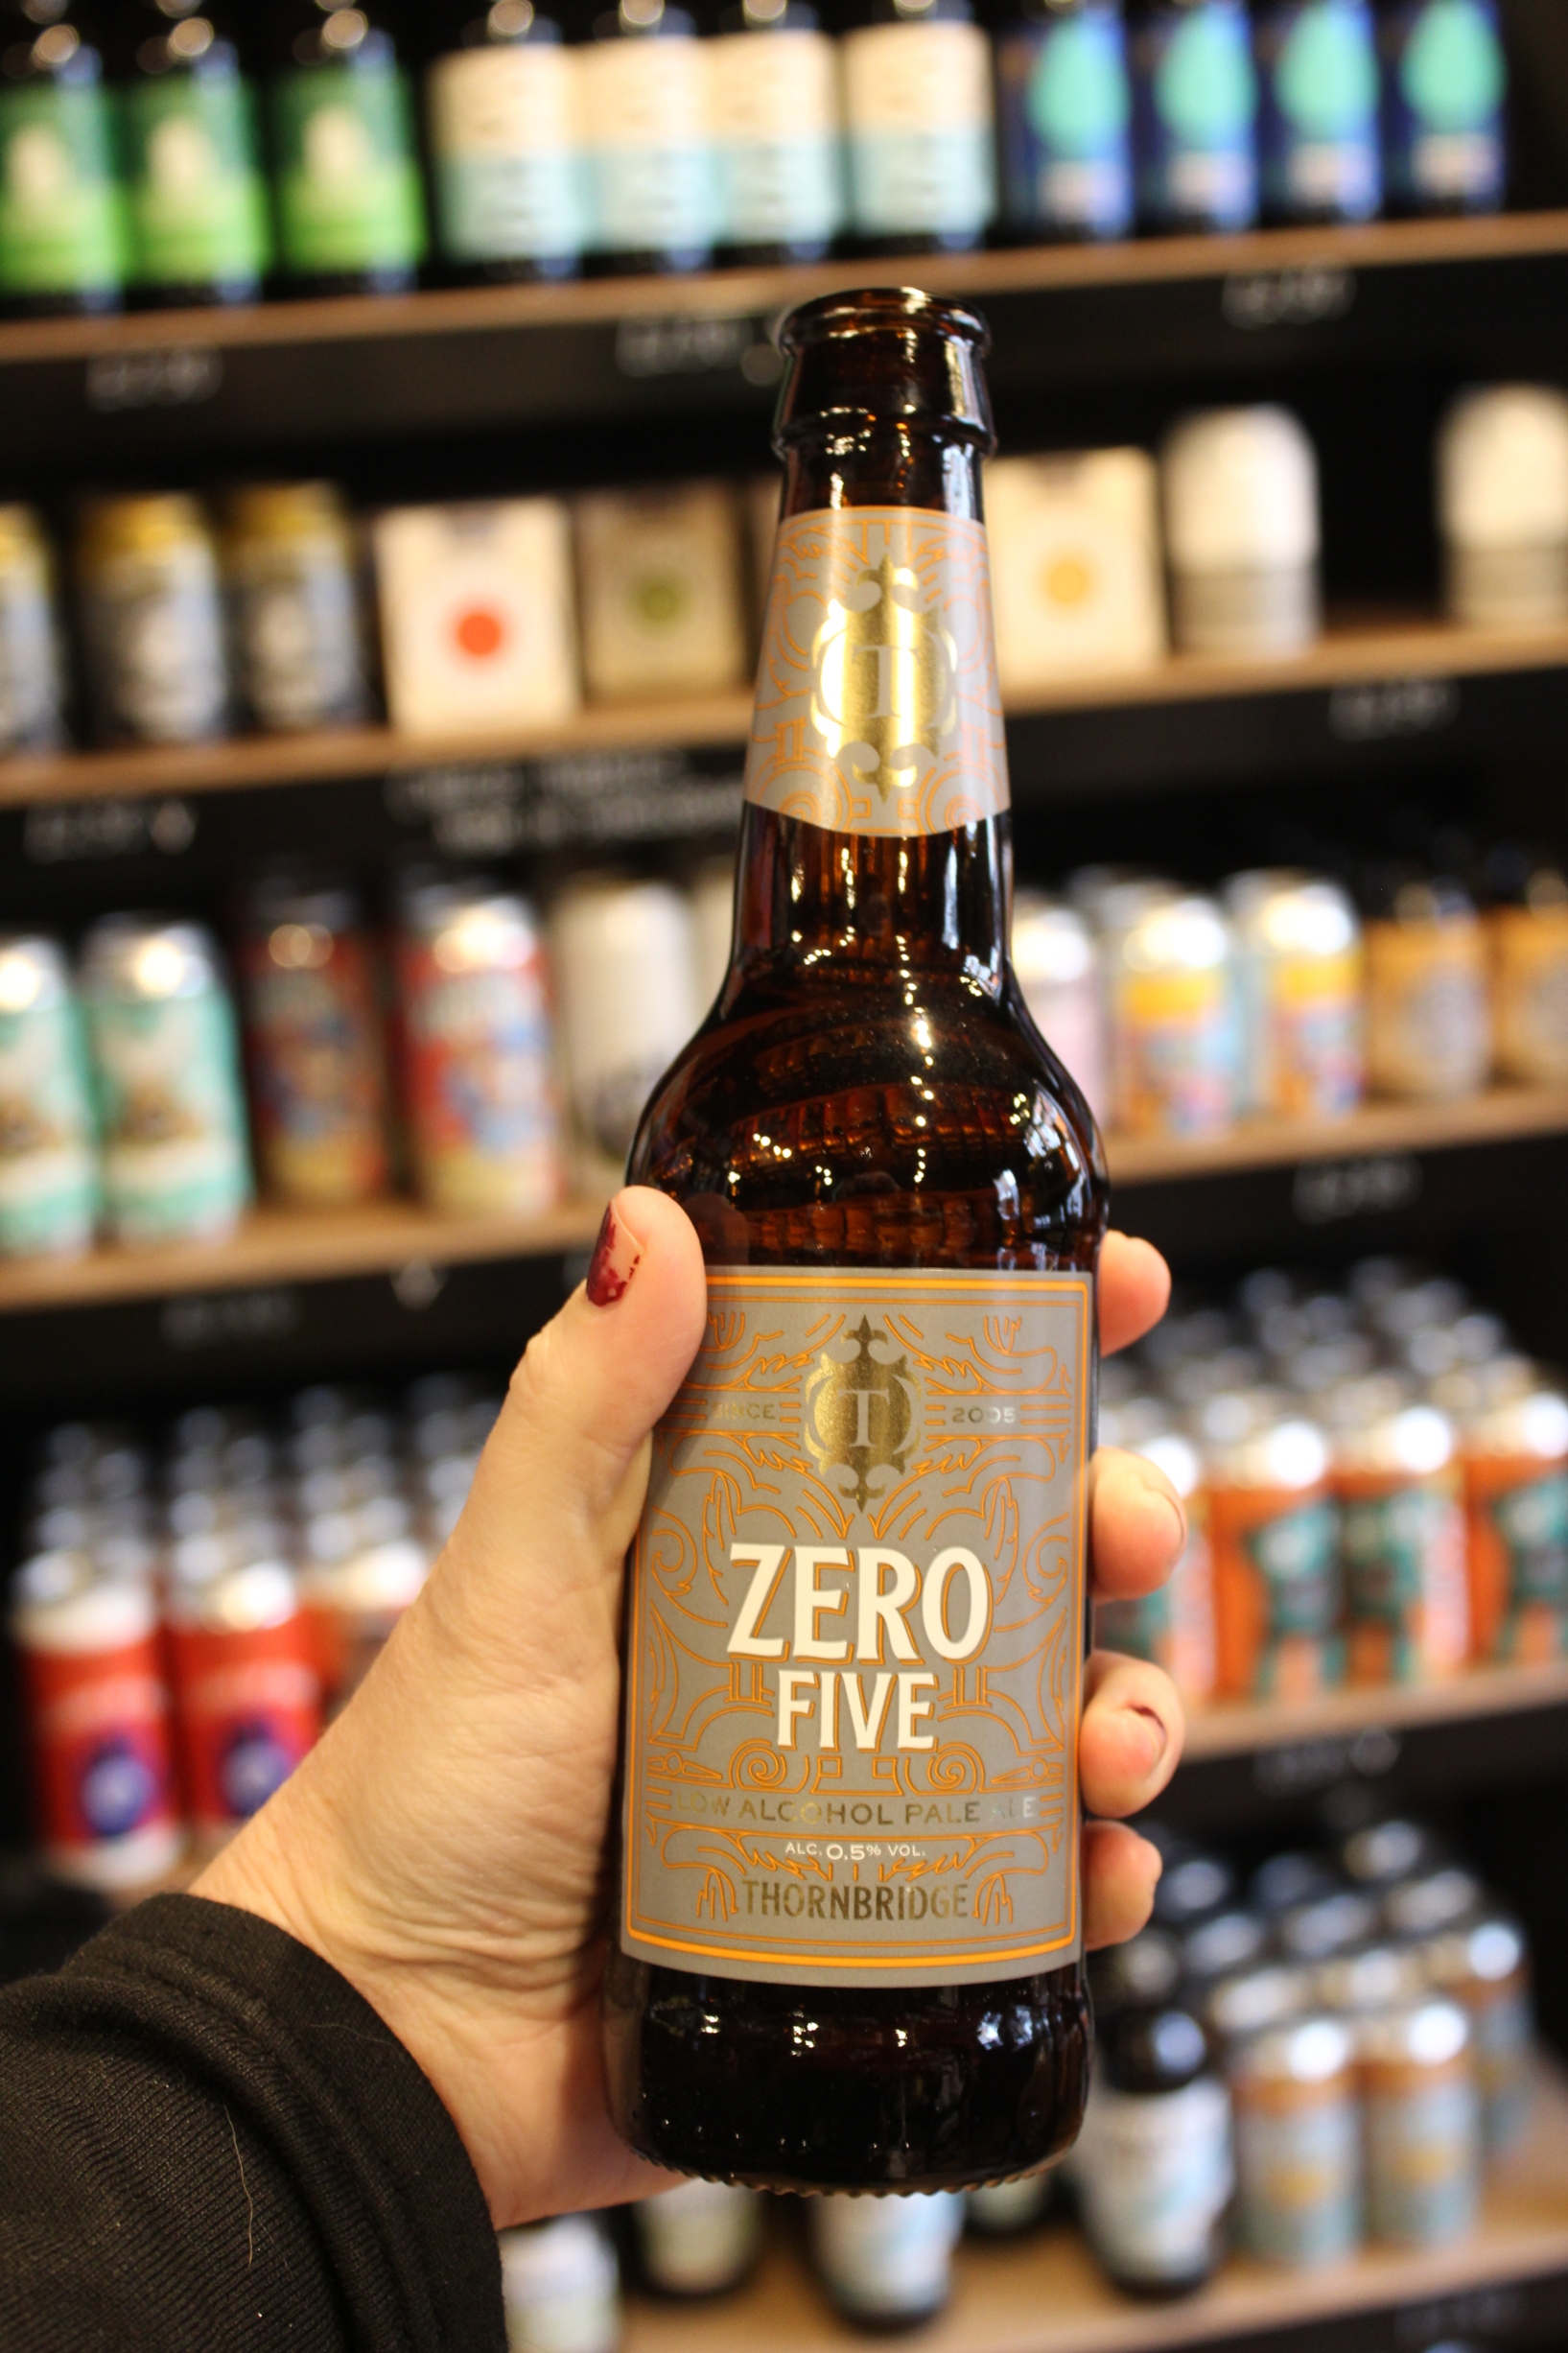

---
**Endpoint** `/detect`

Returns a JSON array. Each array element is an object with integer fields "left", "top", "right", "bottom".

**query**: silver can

[
  {"left": 398, "top": 879, "right": 563, "bottom": 1216},
  {"left": 1013, "top": 890, "right": 1106, "bottom": 1120},
  {"left": 1224, "top": 870, "right": 1365, "bottom": 1118},
  {"left": 0, "top": 505, "right": 65, "bottom": 750},
  {"left": 222, "top": 482, "right": 370, "bottom": 735},
  {"left": 1232, "top": 2016, "right": 1361, "bottom": 2268},
  {"left": 633, "top": 2179, "right": 762, "bottom": 2295},
  {"left": 1422, "top": 1911, "right": 1533, "bottom": 2153},
  {"left": 79, "top": 494, "right": 229, "bottom": 745},
  {"left": 1360, "top": 1998, "right": 1480, "bottom": 2248},
  {"left": 1105, "top": 890, "right": 1239, "bottom": 1137},
  {"left": 0, "top": 935, "right": 98, "bottom": 1259},
  {"left": 80, "top": 918, "right": 251, "bottom": 1246},
  {"left": 549, "top": 873, "right": 698, "bottom": 1181}
]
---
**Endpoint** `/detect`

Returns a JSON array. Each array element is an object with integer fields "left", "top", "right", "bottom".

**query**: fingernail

[
  {"left": 1128, "top": 1705, "right": 1168, "bottom": 1773},
  {"left": 1134, "top": 1462, "right": 1187, "bottom": 1556},
  {"left": 587, "top": 1199, "right": 645, "bottom": 1306}
]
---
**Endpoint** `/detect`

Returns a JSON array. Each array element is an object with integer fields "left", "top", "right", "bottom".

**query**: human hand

[{"left": 197, "top": 1189, "right": 1184, "bottom": 2227}]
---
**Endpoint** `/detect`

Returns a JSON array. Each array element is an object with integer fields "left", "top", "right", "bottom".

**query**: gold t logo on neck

[
  {"left": 808, "top": 553, "right": 958, "bottom": 800},
  {"left": 803, "top": 1315, "right": 920, "bottom": 1512}
]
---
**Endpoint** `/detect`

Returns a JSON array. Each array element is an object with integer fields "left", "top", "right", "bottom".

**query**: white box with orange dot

[
  {"left": 985, "top": 450, "right": 1166, "bottom": 694},
  {"left": 372, "top": 499, "right": 579, "bottom": 736}
]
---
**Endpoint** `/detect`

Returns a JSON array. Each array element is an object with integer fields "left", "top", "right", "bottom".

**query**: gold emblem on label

[
  {"left": 808, "top": 553, "right": 958, "bottom": 801},
  {"left": 802, "top": 1315, "right": 920, "bottom": 1512}
]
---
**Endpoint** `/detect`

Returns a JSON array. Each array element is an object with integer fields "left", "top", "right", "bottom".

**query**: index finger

[{"left": 1100, "top": 1231, "right": 1171, "bottom": 1357}]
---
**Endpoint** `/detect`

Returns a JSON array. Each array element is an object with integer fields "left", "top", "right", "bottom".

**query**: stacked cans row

[
  {"left": 0, "top": 863, "right": 734, "bottom": 1258},
  {"left": 0, "top": 2, "right": 1509, "bottom": 324},
  {"left": 1018, "top": 851, "right": 1568, "bottom": 1142},
  {"left": 1097, "top": 1257, "right": 1568, "bottom": 1704},
  {"left": 498, "top": 1818, "right": 1529, "bottom": 2341},
  {"left": 10, "top": 1377, "right": 497, "bottom": 1891}
]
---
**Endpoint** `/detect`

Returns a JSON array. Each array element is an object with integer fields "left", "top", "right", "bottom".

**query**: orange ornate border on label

[
  {"left": 620, "top": 1267, "right": 1090, "bottom": 1988},
  {"left": 742, "top": 506, "right": 1011, "bottom": 838}
]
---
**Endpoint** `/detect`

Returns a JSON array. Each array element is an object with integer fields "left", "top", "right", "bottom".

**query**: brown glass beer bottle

[{"left": 602, "top": 287, "right": 1106, "bottom": 2194}]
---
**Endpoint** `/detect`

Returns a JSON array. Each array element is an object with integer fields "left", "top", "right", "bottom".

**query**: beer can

[
  {"left": 1106, "top": 891, "right": 1239, "bottom": 1137},
  {"left": 1341, "top": 1816, "right": 1442, "bottom": 1888},
  {"left": 809, "top": 2192, "right": 964, "bottom": 2329},
  {"left": 1204, "top": 1962, "right": 1312, "bottom": 2053},
  {"left": 1326, "top": 1377, "right": 1470, "bottom": 1683},
  {"left": 1275, "top": 1889, "right": 1378, "bottom": 1963},
  {"left": 1359, "top": 1999, "right": 1480, "bottom": 2248},
  {"left": 0, "top": 934, "right": 98, "bottom": 1259},
  {"left": 239, "top": 876, "right": 391, "bottom": 1208},
  {"left": 1224, "top": 871, "right": 1365, "bottom": 1118},
  {"left": 1422, "top": 1911, "right": 1533, "bottom": 2153},
  {"left": 1182, "top": 1908, "right": 1269, "bottom": 1987},
  {"left": 633, "top": 2180, "right": 762, "bottom": 2295},
  {"left": 0, "top": 504, "right": 65, "bottom": 751},
  {"left": 81, "top": 916, "right": 252, "bottom": 1246},
  {"left": 499, "top": 2215, "right": 620, "bottom": 2353},
  {"left": 1231, "top": 2016, "right": 1361, "bottom": 2267},
  {"left": 12, "top": 1551, "right": 182, "bottom": 1893},
  {"left": 1384, "top": 1866, "right": 1482, "bottom": 1941},
  {"left": 549, "top": 874, "right": 698, "bottom": 1179},
  {"left": 398, "top": 879, "right": 563, "bottom": 1216},
  {"left": 1445, "top": 1356, "right": 1568, "bottom": 1661},
  {"left": 166, "top": 1552, "right": 322, "bottom": 1851},
  {"left": 222, "top": 482, "right": 370, "bottom": 735},
  {"left": 78, "top": 493, "right": 229, "bottom": 745},
  {"left": 966, "top": 2173, "right": 1053, "bottom": 2237},
  {"left": 1488, "top": 867, "right": 1568, "bottom": 1085},
  {"left": 1201, "top": 1391, "right": 1342, "bottom": 1700},
  {"left": 1313, "top": 1941, "right": 1423, "bottom": 2017},
  {"left": 1013, "top": 890, "right": 1106, "bottom": 1120},
  {"left": 689, "top": 854, "right": 736, "bottom": 1015},
  {"left": 1093, "top": 1409, "right": 1216, "bottom": 1705},
  {"left": 300, "top": 1533, "right": 429, "bottom": 1721},
  {"left": 1364, "top": 875, "right": 1490, "bottom": 1100}
]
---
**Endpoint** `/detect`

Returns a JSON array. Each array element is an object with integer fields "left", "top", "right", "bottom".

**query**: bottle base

[
  {"left": 1100, "top": 2267, "right": 1213, "bottom": 2302},
  {"left": 843, "top": 230, "right": 988, "bottom": 259},
  {"left": 0, "top": 287, "right": 121, "bottom": 320},
  {"left": 272, "top": 267, "right": 421, "bottom": 301},
  {"left": 586, "top": 247, "right": 714, "bottom": 278},
  {"left": 434, "top": 253, "right": 581, "bottom": 286},
  {"left": 717, "top": 239, "right": 834, "bottom": 269},
  {"left": 128, "top": 278, "right": 262, "bottom": 312}
]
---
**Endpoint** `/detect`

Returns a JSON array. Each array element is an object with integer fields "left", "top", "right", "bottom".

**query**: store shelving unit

[{"left": 621, "top": 2067, "right": 1568, "bottom": 2353}]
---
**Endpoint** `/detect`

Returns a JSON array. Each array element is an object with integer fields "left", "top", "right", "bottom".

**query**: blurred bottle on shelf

[
  {"left": 1128, "top": 0, "right": 1258, "bottom": 233},
  {"left": 1231, "top": 2015, "right": 1361, "bottom": 2266},
  {"left": 809, "top": 2193, "right": 965, "bottom": 2329},
  {"left": 1203, "top": 1387, "right": 1340, "bottom": 1700},
  {"left": 266, "top": 0, "right": 427, "bottom": 295},
  {"left": 116, "top": 0, "right": 271, "bottom": 308},
  {"left": 710, "top": 0, "right": 842, "bottom": 264},
  {"left": 11, "top": 1549, "right": 184, "bottom": 1893},
  {"left": 1324, "top": 1374, "right": 1468, "bottom": 1684},
  {"left": 1439, "top": 1354, "right": 1568, "bottom": 1663},
  {"left": 373, "top": 497, "right": 580, "bottom": 732},
  {"left": 841, "top": 0, "right": 995, "bottom": 253},
  {"left": 549, "top": 873, "right": 699, "bottom": 1183},
  {"left": 166, "top": 1548, "right": 322, "bottom": 1854},
  {"left": 1077, "top": 1953, "right": 1231, "bottom": 2296},
  {"left": 1438, "top": 386, "right": 1568, "bottom": 631},
  {"left": 1013, "top": 891, "right": 1107, "bottom": 1121},
  {"left": 1360, "top": 1998, "right": 1480, "bottom": 2247},
  {"left": 80, "top": 915, "right": 252, "bottom": 1246},
  {"left": 1360, "top": 866, "right": 1490, "bottom": 1101},
  {"left": 1378, "top": 0, "right": 1506, "bottom": 217},
  {"left": 1254, "top": 0, "right": 1382, "bottom": 224},
  {"left": 223, "top": 482, "right": 371, "bottom": 734},
  {"left": 580, "top": 0, "right": 714, "bottom": 275},
  {"left": 632, "top": 2180, "right": 763, "bottom": 2296},
  {"left": 1161, "top": 405, "right": 1322, "bottom": 657},
  {"left": 0, "top": 505, "right": 66, "bottom": 751},
  {"left": 0, "top": 0, "right": 123, "bottom": 316},
  {"left": 0, "top": 934, "right": 97, "bottom": 1259},
  {"left": 966, "top": 2171, "right": 1054, "bottom": 2236},
  {"left": 423, "top": 0, "right": 584, "bottom": 283},
  {"left": 499, "top": 2215, "right": 621, "bottom": 2353},
  {"left": 77, "top": 492, "right": 230, "bottom": 746},
  {"left": 573, "top": 482, "right": 748, "bottom": 700},
  {"left": 1485, "top": 846, "right": 1568, "bottom": 1085},
  {"left": 1424, "top": 1908, "right": 1533, "bottom": 2153},
  {"left": 237, "top": 872, "right": 392, "bottom": 1208},
  {"left": 1224, "top": 871, "right": 1365, "bottom": 1118},
  {"left": 995, "top": 0, "right": 1134, "bottom": 244},
  {"left": 396, "top": 876, "right": 563, "bottom": 1215},
  {"left": 986, "top": 450, "right": 1167, "bottom": 690}
]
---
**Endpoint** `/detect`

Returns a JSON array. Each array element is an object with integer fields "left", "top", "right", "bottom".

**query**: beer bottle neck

[{"left": 734, "top": 425, "right": 1007, "bottom": 988}]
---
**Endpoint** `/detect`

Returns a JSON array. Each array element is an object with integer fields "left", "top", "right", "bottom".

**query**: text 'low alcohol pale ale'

[{"left": 603, "top": 288, "right": 1107, "bottom": 2193}]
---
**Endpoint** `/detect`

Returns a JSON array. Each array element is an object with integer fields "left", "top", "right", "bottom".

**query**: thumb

[{"left": 463, "top": 1187, "right": 708, "bottom": 1549}]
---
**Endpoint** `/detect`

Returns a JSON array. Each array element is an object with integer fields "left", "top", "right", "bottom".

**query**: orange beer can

[{"left": 1201, "top": 1391, "right": 1343, "bottom": 1701}]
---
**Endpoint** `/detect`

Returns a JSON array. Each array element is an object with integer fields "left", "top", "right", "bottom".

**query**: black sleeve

[{"left": 0, "top": 1893, "right": 505, "bottom": 2353}]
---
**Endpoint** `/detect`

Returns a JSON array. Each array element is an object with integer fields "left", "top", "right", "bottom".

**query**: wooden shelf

[
  {"left": 2, "top": 1088, "right": 1566, "bottom": 1317},
  {"left": 4, "top": 618, "right": 1566, "bottom": 812},
  {"left": 1183, "top": 1659, "right": 1568, "bottom": 1764},
  {"left": 623, "top": 2064, "right": 1568, "bottom": 2353}
]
